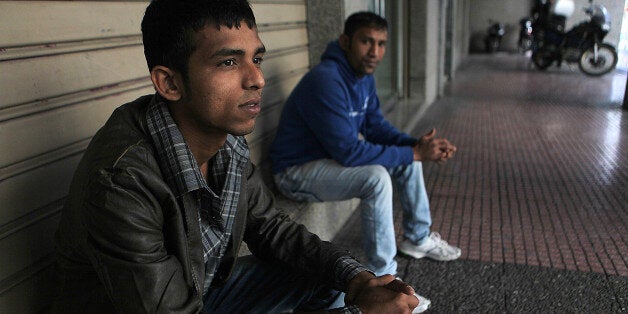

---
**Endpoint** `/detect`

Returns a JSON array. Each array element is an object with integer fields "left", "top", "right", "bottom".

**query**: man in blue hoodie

[{"left": 271, "top": 12, "right": 461, "bottom": 282}]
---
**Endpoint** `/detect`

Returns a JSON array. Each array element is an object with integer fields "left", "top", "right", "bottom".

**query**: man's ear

[
  {"left": 339, "top": 34, "right": 350, "bottom": 51},
  {"left": 150, "top": 65, "right": 183, "bottom": 101}
]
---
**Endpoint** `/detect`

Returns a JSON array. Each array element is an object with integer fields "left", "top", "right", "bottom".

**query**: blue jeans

[
  {"left": 274, "top": 160, "right": 432, "bottom": 276},
  {"left": 204, "top": 255, "right": 344, "bottom": 313}
]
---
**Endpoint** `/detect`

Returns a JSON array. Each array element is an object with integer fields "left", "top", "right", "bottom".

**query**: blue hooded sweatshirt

[{"left": 270, "top": 41, "right": 417, "bottom": 174}]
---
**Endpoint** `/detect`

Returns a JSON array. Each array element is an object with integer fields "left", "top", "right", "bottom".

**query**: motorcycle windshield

[{"left": 590, "top": 5, "right": 611, "bottom": 31}]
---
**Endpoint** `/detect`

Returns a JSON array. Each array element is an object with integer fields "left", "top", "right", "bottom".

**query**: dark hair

[
  {"left": 343, "top": 11, "right": 388, "bottom": 38},
  {"left": 141, "top": 0, "right": 256, "bottom": 80}
]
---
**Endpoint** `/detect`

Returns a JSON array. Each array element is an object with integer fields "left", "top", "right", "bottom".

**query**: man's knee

[
  {"left": 361, "top": 165, "right": 392, "bottom": 192},
  {"left": 390, "top": 161, "right": 424, "bottom": 183}
]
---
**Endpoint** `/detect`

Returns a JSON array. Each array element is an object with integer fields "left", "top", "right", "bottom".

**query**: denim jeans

[
  {"left": 274, "top": 159, "right": 432, "bottom": 276},
  {"left": 204, "top": 255, "right": 344, "bottom": 313}
]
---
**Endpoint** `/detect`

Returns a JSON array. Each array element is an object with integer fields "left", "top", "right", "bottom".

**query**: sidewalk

[{"left": 332, "top": 53, "right": 627, "bottom": 312}]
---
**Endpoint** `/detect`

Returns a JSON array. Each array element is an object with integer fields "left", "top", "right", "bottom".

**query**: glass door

[
  {"left": 370, "top": 0, "right": 403, "bottom": 103},
  {"left": 370, "top": 0, "right": 412, "bottom": 128}
]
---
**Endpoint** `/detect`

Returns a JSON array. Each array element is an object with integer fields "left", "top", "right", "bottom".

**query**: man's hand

[
  {"left": 412, "top": 128, "right": 456, "bottom": 163},
  {"left": 345, "top": 272, "right": 420, "bottom": 313}
]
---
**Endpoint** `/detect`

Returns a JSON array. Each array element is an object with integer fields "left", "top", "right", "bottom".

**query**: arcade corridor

[{"left": 333, "top": 53, "right": 627, "bottom": 312}]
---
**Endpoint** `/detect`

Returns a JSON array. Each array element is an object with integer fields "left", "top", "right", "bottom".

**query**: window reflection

[{"left": 598, "top": 111, "right": 621, "bottom": 185}]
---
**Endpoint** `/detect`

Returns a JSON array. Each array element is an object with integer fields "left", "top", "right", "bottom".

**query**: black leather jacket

[{"left": 53, "top": 95, "right": 351, "bottom": 313}]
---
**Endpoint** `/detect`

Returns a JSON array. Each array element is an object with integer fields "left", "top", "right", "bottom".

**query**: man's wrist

[
  {"left": 333, "top": 256, "right": 369, "bottom": 291},
  {"left": 412, "top": 144, "right": 422, "bottom": 161},
  {"left": 345, "top": 271, "right": 375, "bottom": 304}
]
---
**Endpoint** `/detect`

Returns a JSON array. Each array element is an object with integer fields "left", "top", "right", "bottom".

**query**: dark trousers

[{"left": 204, "top": 255, "right": 345, "bottom": 313}]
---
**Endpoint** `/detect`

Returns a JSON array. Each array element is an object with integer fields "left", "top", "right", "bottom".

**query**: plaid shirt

[
  {"left": 146, "top": 96, "right": 367, "bottom": 311},
  {"left": 147, "top": 97, "right": 248, "bottom": 292}
]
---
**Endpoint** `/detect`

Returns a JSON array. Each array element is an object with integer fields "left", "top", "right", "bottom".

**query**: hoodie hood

[{"left": 320, "top": 40, "right": 361, "bottom": 83}]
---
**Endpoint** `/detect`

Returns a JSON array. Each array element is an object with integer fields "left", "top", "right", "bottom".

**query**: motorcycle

[
  {"left": 531, "top": 0, "right": 618, "bottom": 76},
  {"left": 518, "top": 17, "right": 534, "bottom": 53},
  {"left": 485, "top": 20, "right": 506, "bottom": 53}
]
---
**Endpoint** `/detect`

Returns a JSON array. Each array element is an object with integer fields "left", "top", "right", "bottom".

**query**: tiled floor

[
  {"left": 333, "top": 53, "right": 627, "bottom": 311},
  {"left": 415, "top": 53, "right": 627, "bottom": 277}
]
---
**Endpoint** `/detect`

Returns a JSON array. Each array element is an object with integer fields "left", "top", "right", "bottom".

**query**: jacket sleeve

[
  {"left": 82, "top": 158, "right": 202, "bottom": 313},
  {"left": 296, "top": 74, "right": 414, "bottom": 168},
  {"left": 242, "top": 163, "right": 359, "bottom": 290}
]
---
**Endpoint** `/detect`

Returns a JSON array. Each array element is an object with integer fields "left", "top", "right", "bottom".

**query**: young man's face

[
  {"left": 176, "top": 23, "right": 266, "bottom": 137},
  {"left": 342, "top": 26, "right": 388, "bottom": 77}
]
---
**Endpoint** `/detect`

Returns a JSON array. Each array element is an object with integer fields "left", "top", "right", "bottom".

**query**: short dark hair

[
  {"left": 343, "top": 11, "right": 388, "bottom": 38},
  {"left": 141, "top": 0, "right": 256, "bottom": 80}
]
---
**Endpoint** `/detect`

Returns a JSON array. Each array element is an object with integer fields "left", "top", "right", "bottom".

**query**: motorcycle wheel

[
  {"left": 579, "top": 43, "right": 618, "bottom": 76},
  {"left": 532, "top": 50, "right": 553, "bottom": 70}
]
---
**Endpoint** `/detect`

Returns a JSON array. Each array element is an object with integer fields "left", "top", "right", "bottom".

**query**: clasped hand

[
  {"left": 412, "top": 128, "right": 456, "bottom": 163},
  {"left": 346, "top": 273, "right": 420, "bottom": 313}
]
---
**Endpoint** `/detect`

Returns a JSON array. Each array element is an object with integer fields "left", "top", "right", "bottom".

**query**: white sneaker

[
  {"left": 413, "top": 293, "right": 431, "bottom": 313},
  {"left": 398, "top": 232, "right": 461, "bottom": 261}
]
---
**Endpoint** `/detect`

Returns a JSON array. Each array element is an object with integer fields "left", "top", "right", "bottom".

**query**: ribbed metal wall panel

[{"left": 0, "top": 0, "right": 308, "bottom": 312}]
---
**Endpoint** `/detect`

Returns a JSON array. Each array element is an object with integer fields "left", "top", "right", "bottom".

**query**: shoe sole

[
  {"left": 414, "top": 303, "right": 430, "bottom": 313},
  {"left": 398, "top": 246, "right": 462, "bottom": 261}
]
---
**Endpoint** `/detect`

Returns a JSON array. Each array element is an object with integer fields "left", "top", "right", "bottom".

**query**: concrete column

[
  {"left": 306, "top": 0, "right": 344, "bottom": 67},
  {"left": 306, "top": 0, "right": 370, "bottom": 68}
]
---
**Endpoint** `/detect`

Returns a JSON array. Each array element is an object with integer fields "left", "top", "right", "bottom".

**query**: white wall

[
  {"left": 344, "top": 0, "right": 369, "bottom": 17},
  {"left": 468, "top": 0, "right": 534, "bottom": 52},
  {"left": 408, "top": 0, "right": 443, "bottom": 103},
  {"left": 565, "top": 0, "right": 624, "bottom": 46}
]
